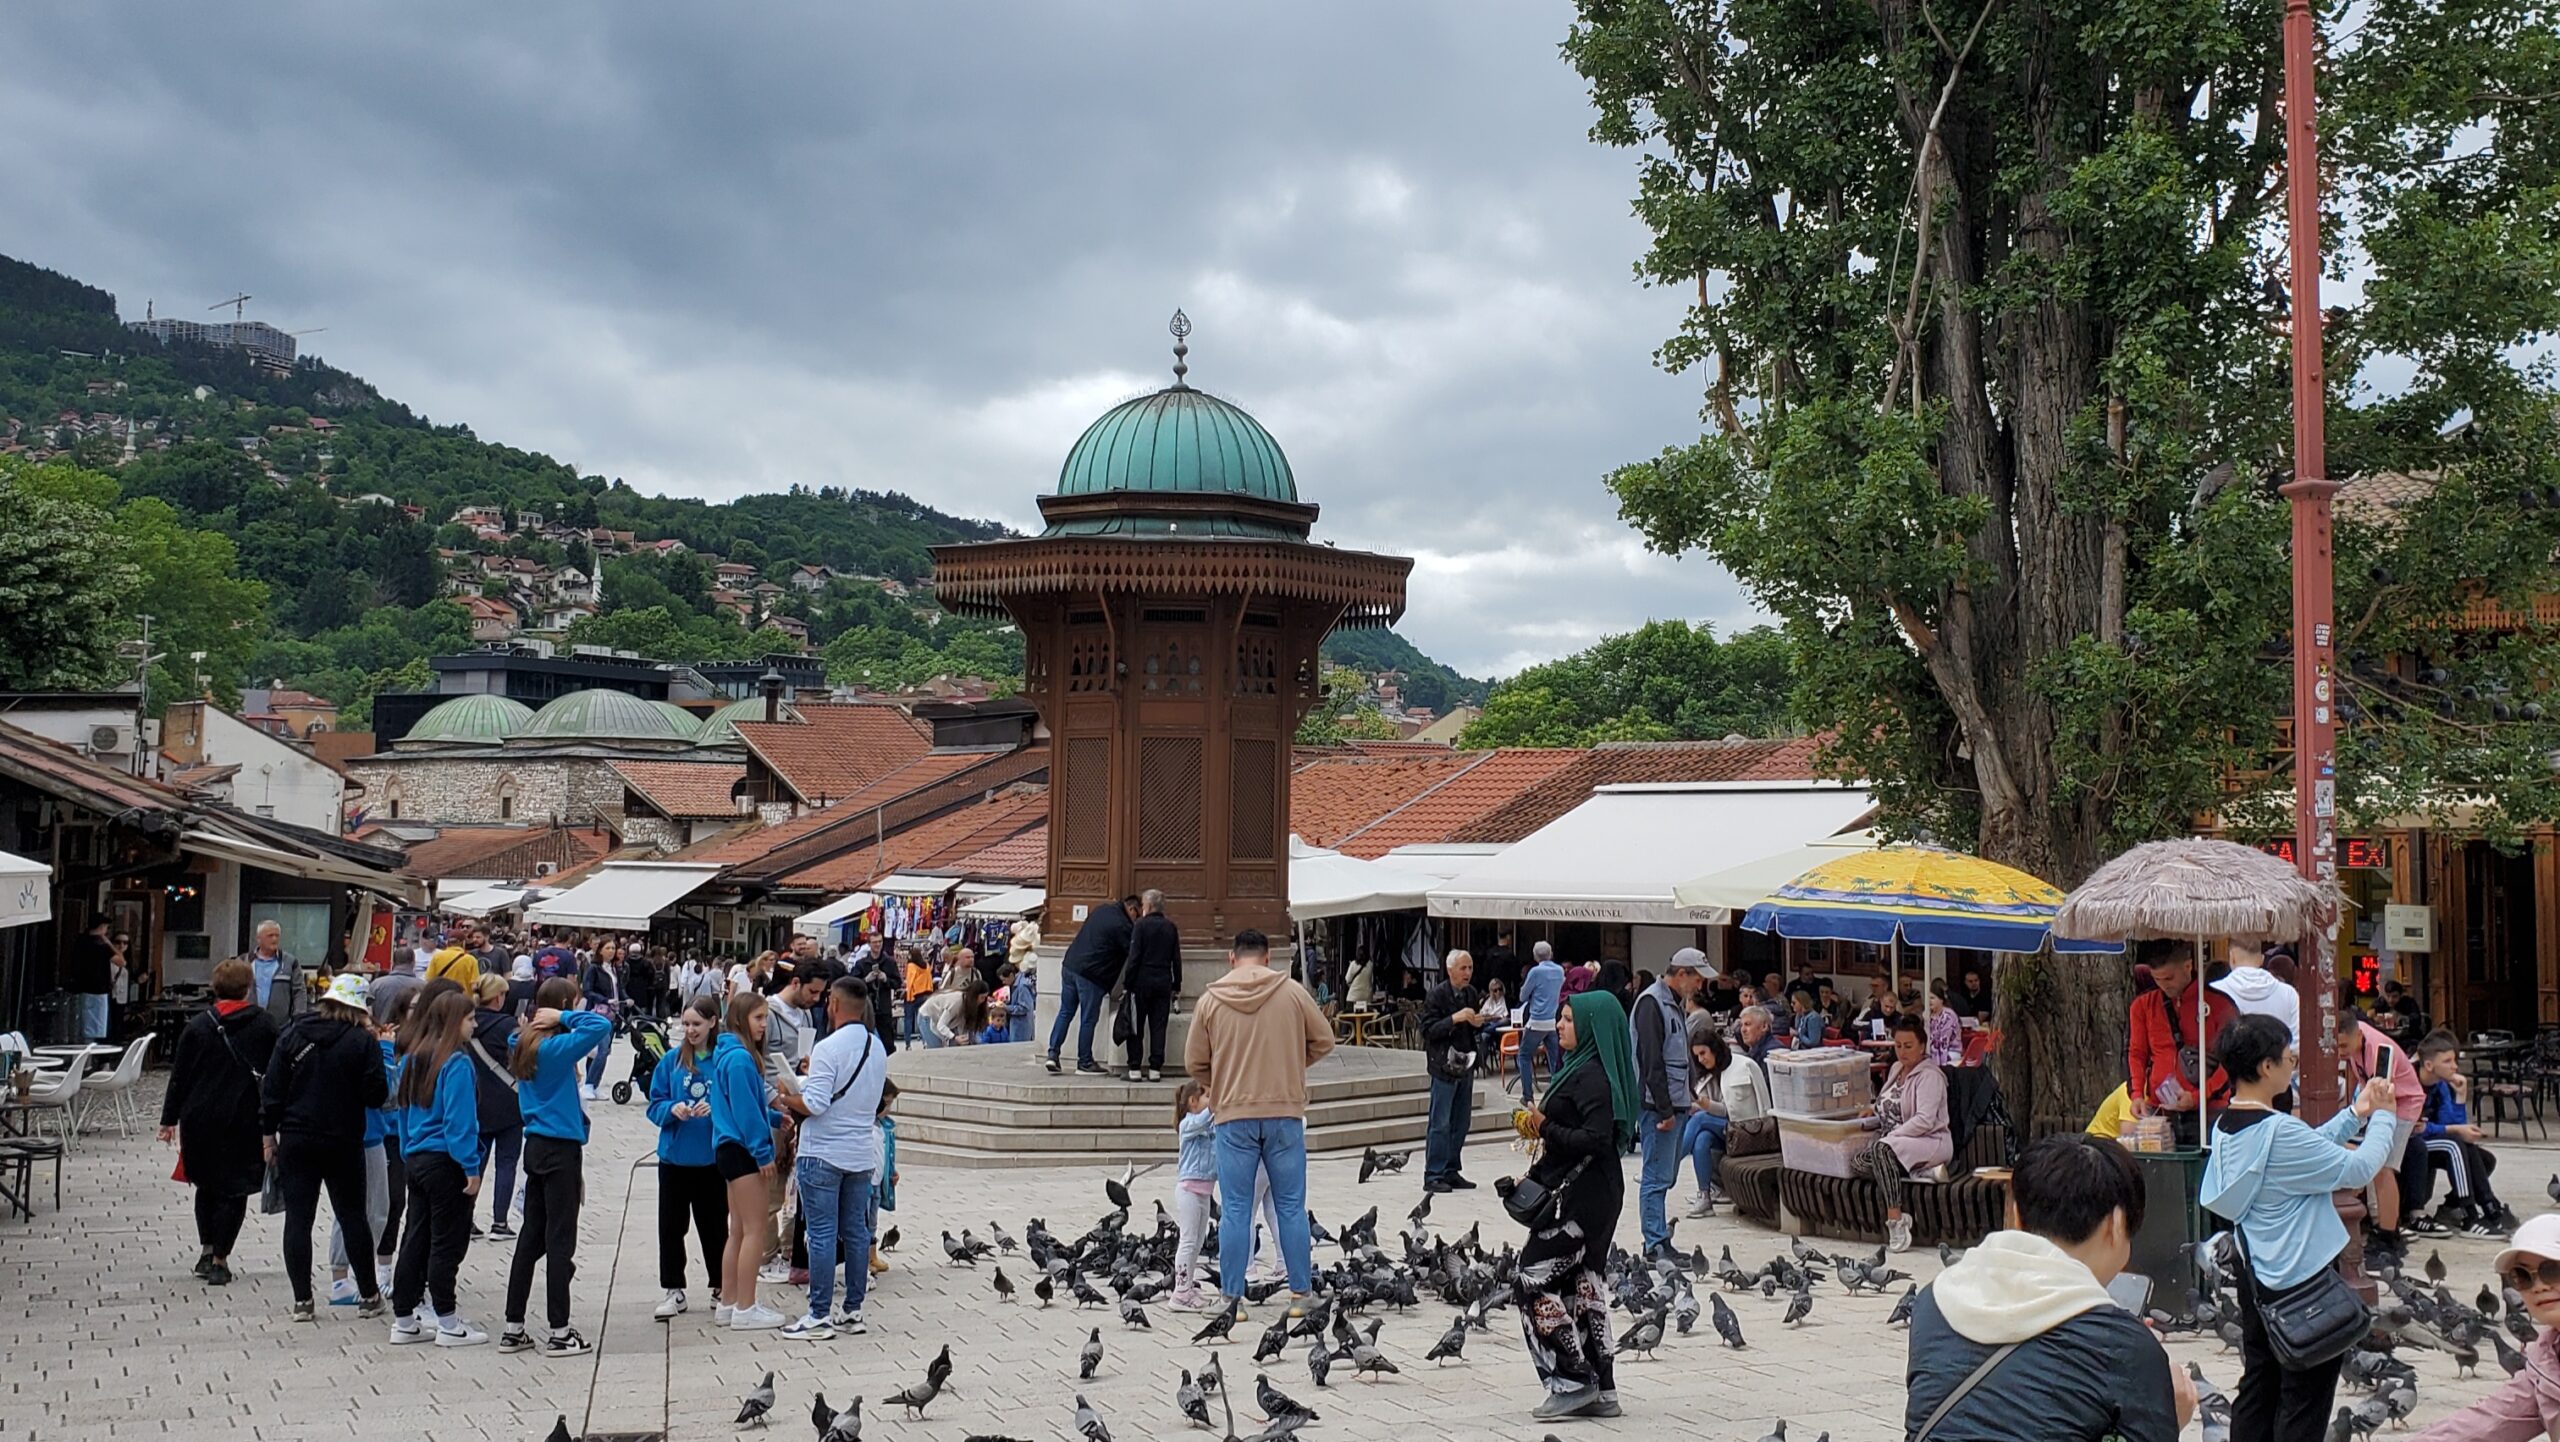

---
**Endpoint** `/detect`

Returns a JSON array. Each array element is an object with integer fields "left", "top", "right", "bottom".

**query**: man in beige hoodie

[{"left": 1185, "top": 928, "right": 1333, "bottom": 1313}]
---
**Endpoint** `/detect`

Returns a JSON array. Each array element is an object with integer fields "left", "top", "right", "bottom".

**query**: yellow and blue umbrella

[{"left": 1740, "top": 846, "right": 2123, "bottom": 954}]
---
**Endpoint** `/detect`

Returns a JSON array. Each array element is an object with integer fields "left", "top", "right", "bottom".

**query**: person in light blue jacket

[
  {"left": 2200, "top": 1012, "right": 2403, "bottom": 1442},
  {"left": 647, "top": 996, "right": 725, "bottom": 1321},
  {"left": 496, "top": 978, "right": 612, "bottom": 1356},
  {"left": 708, "top": 993, "right": 786, "bottom": 1331}
]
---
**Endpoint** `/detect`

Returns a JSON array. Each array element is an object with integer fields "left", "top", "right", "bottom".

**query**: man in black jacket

[
  {"left": 1419, "top": 949, "right": 1486, "bottom": 1193},
  {"left": 1047, "top": 895, "right": 1134, "bottom": 1076},
  {"left": 1120, "top": 890, "right": 1183, "bottom": 1082}
]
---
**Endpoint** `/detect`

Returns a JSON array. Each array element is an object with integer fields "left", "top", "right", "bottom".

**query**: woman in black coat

[
  {"left": 1510, "top": 988, "right": 1636, "bottom": 1422},
  {"left": 158, "top": 959, "right": 279, "bottom": 1286}
]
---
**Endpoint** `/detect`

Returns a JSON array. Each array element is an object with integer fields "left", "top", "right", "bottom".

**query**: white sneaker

[
  {"left": 389, "top": 1318, "right": 431, "bottom": 1345},
  {"left": 1888, "top": 1216, "right": 1914, "bottom": 1254},
  {"left": 729, "top": 1303, "right": 787, "bottom": 1332},
  {"left": 713, "top": 1302, "right": 735, "bottom": 1326},
  {"left": 654, "top": 1289, "right": 687, "bottom": 1321},
  {"left": 1685, "top": 1194, "right": 1715, "bottom": 1219},
  {"left": 580, "top": 1084, "right": 599, "bottom": 1101},
  {"left": 435, "top": 1319, "right": 492, "bottom": 1348},
  {"left": 327, "top": 1277, "right": 359, "bottom": 1305},
  {"left": 837, "top": 1309, "right": 868, "bottom": 1336},
  {"left": 757, "top": 1258, "right": 792, "bottom": 1284},
  {"left": 779, "top": 1313, "right": 834, "bottom": 1341}
]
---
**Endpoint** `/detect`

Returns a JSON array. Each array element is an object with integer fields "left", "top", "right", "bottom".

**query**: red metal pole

[{"left": 2280, "top": 0, "right": 2343, "bottom": 1125}]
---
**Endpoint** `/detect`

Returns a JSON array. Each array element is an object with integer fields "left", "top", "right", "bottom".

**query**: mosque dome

[
  {"left": 517, "top": 688, "right": 691, "bottom": 744},
  {"left": 1054, "top": 384, "right": 1297, "bottom": 506},
  {"left": 651, "top": 701, "right": 704, "bottom": 740},
  {"left": 695, "top": 696, "right": 804, "bottom": 748},
  {"left": 403, "top": 694, "right": 535, "bottom": 747}
]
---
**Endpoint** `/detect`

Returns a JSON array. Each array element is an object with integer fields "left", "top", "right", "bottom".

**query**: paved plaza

[{"left": 4, "top": 1048, "right": 2548, "bottom": 1442}]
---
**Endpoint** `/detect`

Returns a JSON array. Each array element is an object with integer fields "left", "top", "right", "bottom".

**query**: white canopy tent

[
  {"left": 873, "top": 873, "right": 960, "bottom": 897},
  {"left": 1288, "top": 836, "right": 1442, "bottom": 921},
  {"left": 1376, "top": 843, "right": 1509, "bottom": 881},
  {"left": 1427, "top": 782, "right": 1876, "bottom": 925},
  {"left": 792, "top": 891, "right": 876, "bottom": 939},
  {"left": 526, "top": 862, "right": 722, "bottom": 930},
  {"left": 959, "top": 886, "right": 1046, "bottom": 920},
  {"left": 1668, "top": 827, "right": 1881, "bottom": 918},
  {"left": 443, "top": 885, "right": 551, "bottom": 919},
  {"left": 0, "top": 847, "right": 49, "bottom": 929}
]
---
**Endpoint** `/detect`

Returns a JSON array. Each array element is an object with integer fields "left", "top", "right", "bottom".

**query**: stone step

[
  {"left": 894, "top": 1087, "right": 1442, "bottom": 1133},
  {"left": 883, "top": 1048, "right": 1425, "bottom": 1105},
  {"left": 896, "top": 1096, "right": 1520, "bottom": 1170}
]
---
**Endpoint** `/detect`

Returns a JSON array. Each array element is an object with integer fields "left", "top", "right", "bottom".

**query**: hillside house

[
  {"left": 788, "top": 563, "right": 837, "bottom": 593},
  {"left": 714, "top": 562, "right": 760, "bottom": 586},
  {"left": 463, "top": 595, "right": 519, "bottom": 643},
  {"left": 450, "top": 505, "right": 504, "bottom": 529}
]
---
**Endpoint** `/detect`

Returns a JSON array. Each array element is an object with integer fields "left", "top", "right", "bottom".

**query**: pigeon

[
  {"left": 1254, "top": 1316, "right": 1290, "bottom": 1364},
  {"left": 993, "top": 1268, "right": 1015, "bottom": 1302},
  {"left": 1256, "top": 1373, "right": 1318, "bottom": 1423},
  {"left": 547, "top": 1418, "right": 574, "bottom": 1442},
  {"left": 1759, "top": 1422, "right": 1789, "bottom": 1442},
  {"left": 1409, "top": 1191, "right": 1432, "bottom": 1224},
  {"left": 1888, "top": 1285, "right": 1917, "bottom": 1327},
  {"left": 1616, "top": 1308, "right": 1666, "bottom": 1359},
  {"left": 1357, "top": 1146, "right": 1411, "bottom": 1184},
  {"left": 1200, "top": 1352, "right": 1227, "bottom": 1396},
  {"left": 991, "top": 1222, "right": 1019, "bottom": 1253},
  {"left": 879, "top": 1225, "right": 900, "bottom": 1251},
  {"left": 737, "top": 1372, "right": 776, "bottom": 1428},
  {"left": 884, "top": 1377, "right": 942, "bottom": 1420},
  {"left": 1238, "top": 1419, "right": 1310, "bottom": 1442},
  {"left": 2424, "top": 1249, "right": 2448, "bottom": 1285},
  {"left": 1035, "top": 1275, "right": 1056, "bottom": 1307},
  {"left": 1080, "top": 1327, "right": 1106, "bottom": 1381},
  {"left": 1175, "top": 1370, "right": 1212, "bottom": 1429},
  {"left": 820, "top": 1398, "right": 862, "bottom": 1442},
  {"left": 928, "top": 1345, "right": 955, "bottom": 1393},
  {"left": 1423, "top": 1318, "right": 1468, "bottom": 1364},
  {"left": 2497, "top": 1330, "right": 2528, "bottom": 1377},
  {"left": 1306, "top": 1343, "right": 1332, "bottom": 1389},
  {"left": 2480, "top": 1284, "right": 2504, "bottom": 1317},
  {"left": 1073, "top": 1393, "right": 1112, "bottom": 1442},
  {"left": 1711, "top": 1292, "right": 1747, "bottom": 1349},
  {"left": 942, "top": 1231, "right": 978, "bottom": 1266},
  {"left": 1193, "top": 1299, "right": 1244, "bottom": 1344},
  {"left": 811, "top": 1394, "right": 836, "bottom": 1438},
  {"left": 1106, "top": 1169, "right": 1134, "bottom": 1211},
  {"left": 1783, "top": 1286, "right": 1813, "bottom": 1328},
  {"left": 2326, "top": 1407, "right": 2357, "bottom": 1442},
  {"left": 2187, "top": 1365, "right": 2232, "bottom": 1442},
  {"left": 1119, "top": 1298, "right": 1153, "bottom": 1330},
  {"left": 1350, "top": 1334, "right": 1400, "bottom": 1380}
]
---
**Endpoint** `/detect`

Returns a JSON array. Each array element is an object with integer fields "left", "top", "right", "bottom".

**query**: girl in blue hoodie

[
  {"left": 2200, "top": 1012, "right": 2402, "bottom": 1442},
  {"left": 387, "top": 990, "right": 487, "bottom": 1347},
  {"left": 496, "top": 977, "right": 612, "bottom": 1357},
  {"left": 648, "top": 996, "right": 725, "bottom": 1321},
  {"left": 709, "top": 990, "right": 786, "bottom": 1331}
]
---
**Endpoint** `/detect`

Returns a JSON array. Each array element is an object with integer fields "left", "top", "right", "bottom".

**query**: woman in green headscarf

[{"left": 1510, "top": 988, "right": 1637, "bottom": 1421}]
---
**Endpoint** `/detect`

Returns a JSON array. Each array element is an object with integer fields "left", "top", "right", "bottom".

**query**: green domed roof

[
  {"left": 651, "top": 701, "right": 704, "bottom": 739},
  {"left": 695, "top": 696, "right": 803, "bottom": 748},
  {"left": 1056, "top": 385, "right": 1296, "bottom": 505},
  {"left": 405, "top": 694, "right": 535, "bottom": 746},
  {"left": 518, "top": 688, "right": 690, "bottom": 744}
]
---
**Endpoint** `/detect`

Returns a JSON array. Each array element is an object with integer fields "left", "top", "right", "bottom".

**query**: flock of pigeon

[{"left": 526, "top": 1144, "right": 2526, "bottom": 1440}]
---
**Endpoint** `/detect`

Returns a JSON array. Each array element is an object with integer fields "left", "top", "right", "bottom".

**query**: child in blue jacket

[
  {"left": 648, "top": 996, "right": 725, "bottom": 1320},
  {"left": 2402, "top": 1029, "right": 2517, "bottom": 1237},
  {"left": 708, "top": 994, "right": 785, "bottom": 1331},
  {"left": 388, "top": 990, "right": 487, "bottom": 1347},
  {"left": 497, "top": 977, "right": 613, "bottom": 1355}
]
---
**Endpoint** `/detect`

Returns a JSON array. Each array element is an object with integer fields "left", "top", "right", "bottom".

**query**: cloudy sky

[{"left": 0, "top": 2, "right": 1758, "bottom": 679}]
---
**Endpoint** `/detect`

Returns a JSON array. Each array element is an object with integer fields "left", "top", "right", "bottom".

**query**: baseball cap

[
  {"left": 1666, "top": 947, "right": 1709, "bottom": 974},
  {"left": 323, "top": 974, "right": 370, "bottom": 1010},
  {"left": 2494, "top": 1213, "right": 2560, "bottom": 1280}
]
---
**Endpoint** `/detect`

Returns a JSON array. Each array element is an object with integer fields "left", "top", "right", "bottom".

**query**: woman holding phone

[
  {"left": 495, "top": 977, "right": 612, "bottom": 1357},
  {"left": 648, "top": 996, "right": 726, "bottom": 1321},
  {"left": 709, "top": 990, "right": 787, "bottom": 1331}
]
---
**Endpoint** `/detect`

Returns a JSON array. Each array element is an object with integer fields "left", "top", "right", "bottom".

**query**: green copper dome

[
  {"left": 405, "top": 694, "right": 535, "bottom": 747},
  {"left": 1055, "top": 385, "right": 1297, "bottom": 505},
  {"left": 695, "top": 696, "right": 804, "bottom": 748},
  {"left": 518, "top": 688, "right": 690, "bottom": 744},
  {"left": 651, "top": 701, "right": 705, "bottom": 740}
]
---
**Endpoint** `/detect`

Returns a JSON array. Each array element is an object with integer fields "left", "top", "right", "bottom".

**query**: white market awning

[
  {"left": 525, "top": 862, "right": 722, "bottom": 930},
  {"left": 1669, "top": 828, "right": 1881, "bottom": 918},
  {"left": 1378, "top": 843, "right": 1509, "bottom": 881},
  {"left": 793, "top": 892, "right": 876, "bottom": 938},
  {"left": 1427, "top": 782, "right": 1876, "bottom": 925},
  {"left": 1290, "top": 843, "right": 1442, "bottom": 921},
  {"left": 444, "top": 886, "right": 550, "bottom": 919},
  {"left": 183, "top": 828, "right": 425, "bottom": 906},
  {"left": 959, "top": 886, "right": 1046, "bottom": 919},
  {"left": 0, "top": 848, "right": 50, "bottom": 929},
  {"left": 873, "top": 873, "right": 960, "bottom": 898}
]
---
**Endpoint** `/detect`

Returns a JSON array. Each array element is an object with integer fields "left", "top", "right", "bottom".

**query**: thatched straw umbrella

[{"left": 2055, "top": 838, "right": 2342, "bottom": 1144}]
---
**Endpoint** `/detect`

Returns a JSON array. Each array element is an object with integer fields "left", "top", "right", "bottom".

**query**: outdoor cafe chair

[{"left": 79, "top": 1032, "right": 155, "bottom": 1137}]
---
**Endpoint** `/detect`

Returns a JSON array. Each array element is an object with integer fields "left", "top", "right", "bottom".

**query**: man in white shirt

[{"left": 777, "top": 978, "right": 886, "bottom": 1339}]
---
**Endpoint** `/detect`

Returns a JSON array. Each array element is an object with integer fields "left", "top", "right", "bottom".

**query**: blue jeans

[
  {"left": 1216, "top": 1118, "right": 1311, "bottom": 1297},
  {"left": 1006, "top": 999, "right": 1032, "bottom": 1043},
  {"left": 796, "top": 1157, "right": 873, "bottom": 1319},
  {"left": 1637, "top": 1109, "right": 1685, "bottom": 1251},
  {"left": 75, "top": 992, "right": 109, "bottom": 1043},
  {"left": 1046, "top": 972, "right": 1108, "bottom": 1067},
  {"left": 1518, "top": 1026, "right": 1561, "bottom": 1102},
  {"left": 1425, "top": 1072, "right": 1473, "bottom": 1184},
  {"left": 1680, "top": 1110, "right": 1729, "bottom": 1192},
  {"left": 583, "top": 1026, "right": 613, "bottom": 1087}
]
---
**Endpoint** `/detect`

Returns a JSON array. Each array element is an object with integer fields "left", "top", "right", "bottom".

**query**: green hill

[{"left": 0, "top": 251, "right": 1480, "bottom": 720}]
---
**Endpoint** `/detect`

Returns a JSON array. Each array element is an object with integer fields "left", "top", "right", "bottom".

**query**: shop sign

[{"left": 2255, "top": 837, "right": 2391, "bottom": 870}]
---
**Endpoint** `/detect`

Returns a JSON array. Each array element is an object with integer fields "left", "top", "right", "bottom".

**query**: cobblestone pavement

[{"left": 4, "top": 1052, "right": 2549, "bottom": 1442}]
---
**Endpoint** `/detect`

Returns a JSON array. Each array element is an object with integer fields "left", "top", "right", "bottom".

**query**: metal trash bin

[{"left": 2125, "top": 1148, "right": 2210, "bottom": 1322}]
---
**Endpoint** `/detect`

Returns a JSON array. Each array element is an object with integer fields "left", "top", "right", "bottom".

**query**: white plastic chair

[
  {"left": 19, "top": 1046, "right": 93, "bottom": 1143},
  {"left": 80, "top": 1033, "right": 154, "bottom": 1136}
]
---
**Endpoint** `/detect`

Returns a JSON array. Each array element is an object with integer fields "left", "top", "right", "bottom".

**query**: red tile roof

[
  {"left": 675, "top": 747, "right": 1038, "bottom": 874},
  {"left": 394, "top": 824, "right": 614, "bottom": 881},
  {"left": 1287, "top": 752, "right": 1478, "bottom": 848},
  {"left": 945, "top": 822, "right": 1047, "bottom": 881},
  {"left": 733, "top": 703, "right": 932, "bottom": 805},
  {"left": 1334, "top": 748, "right": 1585, "bottom": 858},
  {"left": 309, "top": 731, "right": 377, "bottom": 770},
  {"left": 610, "top": 760, "right": 746, "bottom": 819},
  {"left": 1445, "top": 737, "right": 1833, "bottom": 844},
  {"left": 779, "top": 789, "right": 1050, "bottom": 891}
]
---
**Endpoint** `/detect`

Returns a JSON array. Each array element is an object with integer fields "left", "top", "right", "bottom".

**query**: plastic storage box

[
  {"left": 1766, "top": 1045, "right": 1872, "bottom": 1117},
  {"left": 1773, "top": 1110, "right": 1872, "bottom": 1179}
]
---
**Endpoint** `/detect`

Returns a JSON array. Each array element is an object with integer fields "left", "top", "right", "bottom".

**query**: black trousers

[
  {"left": 378, "top": 1142, "right": 406, "bottom": 1261},
  {"left": 504, "top": 1134, "right": 584, "bottom": 1330},
  {"left": 391, "top": 1150, "right": 474, "bottom": 1320},
  {"left": 658, "top": 1161, "right": 726, "bottom": 1292},
  {"left": 276, "top": 1134, "right": 377, "bottom": 1304},
  {"left": 2232, "top": 1270, "right": 2348, "bottom": 1442},
  {"left": 2401, "top": 1134, "right": 2503, "bottom": 1215},
  {"left": 1127, "top": 987, "right": 1173, "bottom": 1071},
  {"left": 194, "top": 1189, "right": 248, "bottom": 1258}
]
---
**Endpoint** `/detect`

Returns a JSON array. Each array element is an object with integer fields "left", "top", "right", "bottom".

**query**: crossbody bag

[{"left": 2233, "top": 1226, "right": 2368, "bottom": 1370}]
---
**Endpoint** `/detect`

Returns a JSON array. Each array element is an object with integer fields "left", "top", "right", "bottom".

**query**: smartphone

[
  {"left": 2105, "top": 1271, "right": 2154, "bottom": 1315},
  {"left": 2376, "top": 1045, "right": 2397, "bottom": 1081}
]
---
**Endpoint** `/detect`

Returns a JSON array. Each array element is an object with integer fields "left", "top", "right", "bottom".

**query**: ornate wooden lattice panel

[
  {"left": 1061, "top": 735, "right": 1110, "bottom": 860},
  {"left": 1066, "top": 631, "right": 1113, "bottom": 694},
  {"left": 1229, "top": 737, "right": 1276, "bottom": 861},
  {"left": 1141, "top": 632, "right": 1208, "bottom": 696},
  {"left": 1230, "top": 867, "right": 1278, "bottom": 897},
  {"left": 1136, "top": 735, "right": 1205, "bottom": 863},
  {"left": 1235, "top": 630, "right": 1281, "bottom": 696}
]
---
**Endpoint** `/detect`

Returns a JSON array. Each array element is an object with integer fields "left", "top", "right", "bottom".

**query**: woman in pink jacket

[
  {"left": 1857, "top": 1014, "right": 1951, "bottom": 1254},
  {"left": 2415, "top": 1213, "right": 2560, "bottom": 1440}
]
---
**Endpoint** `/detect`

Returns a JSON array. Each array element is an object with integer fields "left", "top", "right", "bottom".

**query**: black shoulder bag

[
  {"left": 2233, "top": 1226, "right": 2369, "bottom": 1370},
  {"left": 1503, "top": 1156, "right": 1589, "bottom": 1229}
]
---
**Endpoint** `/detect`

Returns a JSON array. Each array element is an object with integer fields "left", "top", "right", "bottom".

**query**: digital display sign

[{"left": 2255, "top": 837, "right": 2391, "bottom": 870}]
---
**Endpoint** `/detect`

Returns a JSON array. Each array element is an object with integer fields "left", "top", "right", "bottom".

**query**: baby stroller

[{"left": 612, "top": 1016, "right": 671, "bottom": 1106}]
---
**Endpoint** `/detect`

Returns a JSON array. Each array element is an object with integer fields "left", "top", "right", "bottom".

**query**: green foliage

[
  {"left": 1296, "top": 667, "right": 1404, "bottom": 745},
  {"left": 1319, "top": 629, "right": 1486, "bottom": 711},
  {"left": 0, "top": 464, "right": 140, "bottom": 688},
  {"left": 1458, "top": 620, "right": 1796, "bottom": 748}
]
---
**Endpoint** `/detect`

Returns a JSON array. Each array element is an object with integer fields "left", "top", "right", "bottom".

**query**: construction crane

[
  {"left": 290, "top": 327, "right": 327, "bottom": 337},
  {"left": 208, "top": 293, "right": 252, "bottom": 321}
]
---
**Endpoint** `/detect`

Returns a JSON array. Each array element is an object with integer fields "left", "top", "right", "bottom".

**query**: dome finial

[{"left": 1169, "top": 308, "right": 1191, "bottom": 388}]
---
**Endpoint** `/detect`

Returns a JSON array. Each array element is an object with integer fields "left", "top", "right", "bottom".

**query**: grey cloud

[{"left": 0, "top": 0, "right": 1761, "bottom": 678}]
